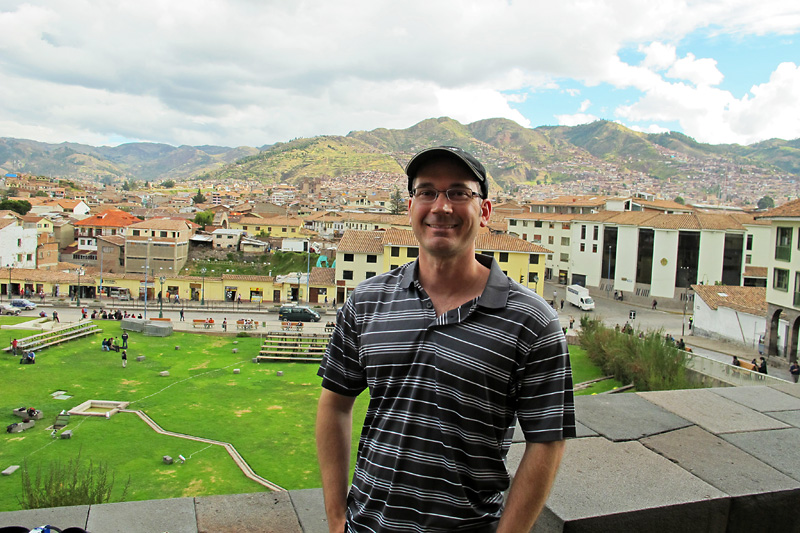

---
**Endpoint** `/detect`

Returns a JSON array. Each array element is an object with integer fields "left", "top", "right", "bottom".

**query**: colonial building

[{"left": 124, "top": 218, "right": 194, "bottom": 276}]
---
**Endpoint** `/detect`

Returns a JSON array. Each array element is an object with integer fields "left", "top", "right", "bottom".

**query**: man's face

[{"left": 407, "top": 158, "right": 491, "bottom": 260}]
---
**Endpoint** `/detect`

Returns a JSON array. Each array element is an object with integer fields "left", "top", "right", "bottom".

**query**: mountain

[
  {"left": 0, "top": 138, "right": 259, "bottom": 183},
  {"left": 1, "top": 119, "right": 799, "bottom": 191}
]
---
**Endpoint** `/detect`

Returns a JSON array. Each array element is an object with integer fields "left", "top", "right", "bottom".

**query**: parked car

[
  {"left": 278, "top": 305, "right": 321, "bottom": 322},
  {"left": 0, "top": 303, "right": 20, "bottom": 315},
  {"left": 10, "top": 298, "right": 37, "bottom": 310}
]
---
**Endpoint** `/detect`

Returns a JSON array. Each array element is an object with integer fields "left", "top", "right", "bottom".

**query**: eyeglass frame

[{"left": 410, "top": 187, "right": 484, "bottom": 203}]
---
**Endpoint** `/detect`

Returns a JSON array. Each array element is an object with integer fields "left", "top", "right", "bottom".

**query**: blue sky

[{"left": 0, "top": 1, "right": 797, "bottom": 148}]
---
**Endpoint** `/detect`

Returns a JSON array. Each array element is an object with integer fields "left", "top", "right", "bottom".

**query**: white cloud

[
  {"left": 0, "top": 0, "right": 798, "bottom": 146},
  {"left": 556, "top": 113, "right": 600, "bottom": 127}
]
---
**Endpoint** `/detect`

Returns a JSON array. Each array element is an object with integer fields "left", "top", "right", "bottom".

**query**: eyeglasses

[{"left": 411, "top": 187, "right": 482, "bottom": 204}]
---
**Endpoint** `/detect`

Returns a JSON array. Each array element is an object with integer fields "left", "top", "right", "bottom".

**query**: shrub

[
  {"left": 577, "top": 317, "right": 694, "bottom": 391},
  {"left": 18, "top": 449, "right": 130, "bottom": 509},
  {"left": 236, "top": 332, "right": 251, "bottom": 338}
]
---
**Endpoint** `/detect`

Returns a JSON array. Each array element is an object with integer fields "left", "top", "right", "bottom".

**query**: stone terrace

[{"left": 1, "top": 383, "right": 799, "bottom": 532}]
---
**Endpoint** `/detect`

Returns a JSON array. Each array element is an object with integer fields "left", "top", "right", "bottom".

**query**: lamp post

[
  {"left": 5, "top": 264, "right": 11, "bottom": 302},
  {"left": 201, "top": 267, "right": 207, "bottom": 306},
  {"left": 76, "top": 267, "right": 84, "bottom": 307},
  {"left": 143, "top": 238, "right": 152, "bottom": 320},
  {"left": 159, "top": 275, "right": 166, "bottom": 318},
  {"left": 306, "top": 240, "right": 311, "bottom": 303},
  {"left": 606, "top": 244, "right": 612, "bottom": 299}
]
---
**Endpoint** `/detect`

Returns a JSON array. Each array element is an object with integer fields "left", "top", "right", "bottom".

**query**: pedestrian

[
  {"left": 316, "top": 146, "right": 575, "bottom": 533},
  {"left": 569, "top": 316, "right": 575, "bottom": 330},
  {"left": 112, "top": 337, "right": 120, "bottom": 352},
  {"left": 790, "top": 361, "right": 800, "bottom": 383},
  {"left": 11, "top": 338, "right": 18, "bottom": 356},
  {"left": 101, "top": 338, "right": 109, "bottom": 351},
  {"left": 222, "top": 318, "right": 227, "bottom": 332},
  {"left": 652, "top": 299, "right": 658, "bottom": 310},
  {"left": 52, "top": 310, "right": 59, "bottom": 323},
  {"left": 688, "top": 316, "right": 693, "bottom": 330},
  {"left": 179, "top": 309, "right": 185, "bottom": 321},
  {"left": 732, "top": 356, "right": 740, "bottom": 366},
  {"left": 237, "top": 294, "right": 242, "bottom": 305},
  {"left": 758, "top": 356, "right": 768, "bottom": 374},
  {"left": 121, "top": 350, "right": 127, "bottom": 368},
  {"left": 560, "top": 298, "right": 564, "bottom": 310},
  {"left": 121, "top": 331, "right": 129, "bottom": 349},
  {"left": 175, "top": 294, "right": 180, "bottom": 305}
]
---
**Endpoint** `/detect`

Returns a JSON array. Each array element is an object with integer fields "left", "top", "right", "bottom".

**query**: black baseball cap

[{"left": 405, "top": 146, "right": 488, "bottom": 199}]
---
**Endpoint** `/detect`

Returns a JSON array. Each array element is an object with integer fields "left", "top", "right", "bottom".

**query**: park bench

[
  {"left": 257, "top": 330, "right": 331, "bottom": 362},
  {"left": 236, "top": 320, "right": 259, "bottom": 330},
  {"left": 3, "top": 321, "right": 100, "bottom": 353},
  {"left": 281, "top": 321, "right": 304, "bottom": 331},
  {"left": 193, "top": 319, "right": 215, "bottom": 329},
  {"left": 738, "top": 360, "right": 757, "bottom": 371},
  {"left": 150, "top": 317, "right": 172, "bottom": 322}
]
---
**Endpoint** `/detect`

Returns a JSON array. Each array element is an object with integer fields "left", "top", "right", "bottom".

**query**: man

[
  {"left": 121, "top": 331, "right": 129, "bottom": 349},
  {"left": 790, "top": 361, "right": 799, "bottom": 383},
  {"left": 317, "top": 146, "right": 575, "bottom": 532},
  {"left": 11, "top": 338, "right": 18, "bottom": 356}
]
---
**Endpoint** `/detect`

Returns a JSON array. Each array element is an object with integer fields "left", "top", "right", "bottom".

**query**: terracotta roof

[
  {"left": 97, "top": 235, "right": 126, "bottom": 247},
  {"left": 507, "top": 212, "right": 581, "bottom": 222},
  {"left": 532, "top": 195, "right": 608, "bottom": 207},
  {"left": 310, "top": 267, "right": 335, "bottom": 285},
  {"left": 743, "top": 266, "right": 768, "bottom": 278},
  {"left": 574, "top": 211, "right": 748, "bottom": 231},
  {"left": 692, "top": 285, "right": 766, "bottom": 317},
  {"left": 631, "top": 198, "right": 694, "bottom": 212},
  {"left": 338, "top": 230, "right": 386, "bottom": 253},
  {"left": 128, "top": 218, "right": 193, "bottom": 231},
  {"left": 377, "top": 228, "right": 550, "bottom": 254},
  {"left": 73, "top": 209, "right": 142, "bottom": 228},
  {"left": 756, "top": 198, "right": 800, "bottom": 219}
]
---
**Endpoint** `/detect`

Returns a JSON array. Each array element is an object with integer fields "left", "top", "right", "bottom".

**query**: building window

[
  {"left": 593, "top": 226, "right": 599, "bottom": 240},
  {"left": 343, "top": 253, "right": 354, "bottom": 262},
  {"left": 560, "top": 253, "right": 569, "bottom": 262},
  {"left": 481, "top": 251, "right": 494, "bottom": 259},
  {"left": 407, "top": 248, "right": 418, "bottom": 258},
  {"left": 343, "top": 270, "right": 353, "bottom": 280},
  {"left": 510, "top": 220, "right": 517, "bottom": 226},
  {"left": 580, "top": 243, "right": 585, "bottom": 252},
  {"left": 745, "top": 254, "right": 752, "bottom": 264},
  {"left": 529, "top": 254, "right": 539, "bottom": 264},
  {"left": 391, "top": 247, "right": 400, "bottom": 257},
  {"left": 366, "top": 255, "right": 377, "bottom": 263},
  {"left": 561, "top": 237, "right": 570, "bottom": 246},
  {"left": 747, "top": 234, "right": 753, "bottom": 251},
  {"left": 533, "top": 234, "right": 541, "bottom": 243},
  {"left": 776, "top": 227, "right": 792, "bottom": 261},
  {"left": 366, "top": 271, "right": 376, "bottom": 279},
  {"left": 562, "top": 223, "right": 570, "bottom": 230},
  {"left": 592, "top": 244, "right": 598, "bottom": 253},
  {"left": 581, "top": 225, "right": 586, "bottom": 239},
  {"left": 548, "top": 236, "right": 554, "bottom": 245},
  {"left": 795, "top": 272, "right": 800, "bottom": 306},
  {"left": 133, "top": 230, "right": 140, "bottom": 236},
  {"left": 774, "top": 268, "right": 789, "bottom": 291},
  {"left": 499, "top": 252, "right": 509, "bottom": 262},
  {"left": 160, "top": 231, "right": 168, "bottom": 238},
  {"left": 534, "top": 221, "right": 542, "bottom": 228}
]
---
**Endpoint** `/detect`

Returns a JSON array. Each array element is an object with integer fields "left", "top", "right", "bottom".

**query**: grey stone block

[
  {"left": 61, "top": 430, "right": 72, "bottom": 439},
  {"left": 708, "top": 385, "right": 800, "bottom": 412},
  {"left": 121, "top": 318, "right": 145, "bottom": 332},
  {"left": 640, "top": 389, "right": 790, "bottom": 434},
  {"left": 144, "top": 322, "right": 173, "bottom": 337},
  {"left": 642, "top": 425, "right": 800, "bottom": 533},
  {"left": 767, "top": 382, "right": 800, "bottom": 399},
  {"left": 232, "top": 348, "right": 238, "bottom": 353},
  {"left": 0, "top": 505, "right": 89, "bottom": 529},
  {"left": 233, "top": 368, "right": 240, "bottom": 374},
  {"left": 1, "top": 465, "right": 19, "bottom": 476},
  {"left": 88, "top": 497, "right": 197, "bottom": 533},
  {"left": 290, "top": 488, "right": 328, "bottom": 533},
  {"left": 721, "top": 428, "right": 800, "bottom": 483},
  {"left": 576, "top": 393, "right": 692, "bottom": 441},
  {"left": 195, "top": 492, "right": 302, "bottom": 533},
  {"left": 532, "top": 437, "right": 729, "bottom": 533},
  {"left": 136, "top": 356, "right": 146, "bottom": 362},
  {"left": 163, "top": 455, "right": 173, "bottom": 465},
  {"left": 765, "top": 409, "right": 800, "bottom": 428},
  {"left": 160, "top": 371, "right": 170, "bottom": 377}
]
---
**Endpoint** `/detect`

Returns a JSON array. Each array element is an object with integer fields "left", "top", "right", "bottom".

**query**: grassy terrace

[{"left": 0, "top": 318, "right": 620, "bottom": 511}]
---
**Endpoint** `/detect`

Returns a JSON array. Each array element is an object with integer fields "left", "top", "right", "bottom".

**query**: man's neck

[{"left": 417, "top": 252, "right": 490, "bottom": 316}]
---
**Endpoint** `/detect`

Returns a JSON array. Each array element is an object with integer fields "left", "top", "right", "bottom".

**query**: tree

[
  {"left": 33, "top": 190, "right": 49, "bottom": 198},
  {"left": 121, "top": 179, "right": 137, "bottom": 191},
  {"left": 389, "top": 185, "right": 407, "bottom": 215},
  {"left": 192, "top": 189, "right": 207, "bottom": 205},
  {"left": 0, "top": 199, "right": 32, "bottom": 215},
  {"left": 757, "top": 196, "right": 775, "bottom": 209},
  {"left": 162, "top": 180, "right": 175, "bottom": 188},
  {"left": 193, "top": 210, "right": 213, "bottom": 228},
  {"left": 673, "top": 196, "right": 685, "bottom": 205}
]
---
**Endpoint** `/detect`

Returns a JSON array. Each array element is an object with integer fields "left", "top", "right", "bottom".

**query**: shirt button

[{"left": 426, "top": 302, "right": 433, "bottom": 308}]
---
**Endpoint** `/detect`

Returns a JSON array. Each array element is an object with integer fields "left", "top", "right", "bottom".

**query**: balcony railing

[{"left": 775, "top": 244, "right": 791, "bottom": 261}]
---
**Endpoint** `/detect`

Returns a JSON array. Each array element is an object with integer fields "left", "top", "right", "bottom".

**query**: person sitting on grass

[
  {"left": 101, "top": 338, "right": 110, "bottom": 351},
  {"left": 111, "top": 337, "right": 120, "bottom": 352}
]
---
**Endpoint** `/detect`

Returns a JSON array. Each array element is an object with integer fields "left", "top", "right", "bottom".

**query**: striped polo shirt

[{"left": 319, "top": 255, "right": 576, "bottom": 532}]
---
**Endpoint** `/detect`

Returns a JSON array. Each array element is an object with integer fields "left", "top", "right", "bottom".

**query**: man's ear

[{"left": 479, "top": 199, "right": 492, "bottom": 227}]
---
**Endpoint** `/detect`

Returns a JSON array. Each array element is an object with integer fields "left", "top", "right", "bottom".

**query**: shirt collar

[{"left": 399, "top": 254, "right": 509, "bottom": 309}]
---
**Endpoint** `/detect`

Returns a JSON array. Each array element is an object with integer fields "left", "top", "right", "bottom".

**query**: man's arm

[
  {"left": 496, "top": 440, "right": 566, "bottom": 533},
  {"left": 316, "top": 388, "right": 357, "bottom": 533}
]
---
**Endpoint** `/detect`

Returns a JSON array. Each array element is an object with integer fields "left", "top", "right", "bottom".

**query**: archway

[{"left": 767, "top": 308, "right": 782, "bottom": 357}]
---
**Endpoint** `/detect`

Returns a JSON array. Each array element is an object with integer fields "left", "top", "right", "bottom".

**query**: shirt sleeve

[
  {"left": 516, "top": 314, "right": 576, "bottom": 442},
  {"left": 318, "top": 297, "right": 367, "bottom": 397}
]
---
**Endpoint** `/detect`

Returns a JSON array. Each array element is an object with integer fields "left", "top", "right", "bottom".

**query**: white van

[{"left": 566, "top": 285, "right": 595, "bottom": 311}]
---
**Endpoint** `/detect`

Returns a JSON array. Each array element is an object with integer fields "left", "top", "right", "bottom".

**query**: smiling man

[{"left": 316, "top": 146, "right": 575, "bottom": 533}]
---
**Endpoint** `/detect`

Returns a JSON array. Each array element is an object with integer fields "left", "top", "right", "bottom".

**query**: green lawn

[{"left": 0, "top": 319, "right": 615, "bottom": 511}]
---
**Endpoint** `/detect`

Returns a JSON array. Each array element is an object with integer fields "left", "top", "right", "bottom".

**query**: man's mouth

[{"left": 426, "top": 222, "right": 457, "bottom": 229}]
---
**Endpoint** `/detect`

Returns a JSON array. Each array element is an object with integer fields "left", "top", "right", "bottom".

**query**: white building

[
  {"left": 0, "top": 218, "right": 38, "bottom": 269},
  {"left": 691, "top": 285, "right": 766, "bottom": 349}
]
